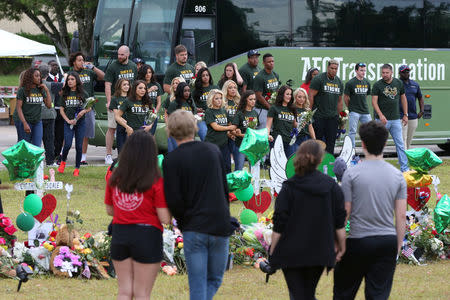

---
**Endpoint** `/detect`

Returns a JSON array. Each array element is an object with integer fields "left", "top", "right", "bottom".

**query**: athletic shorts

[
  {"left": 107, "top": 110, "right": 117, "bottom": 129},
  {"left": 110, "top": 224, "right": 163, "bottom": 263},
  {"left": 84, "top": 110, "right": 96, "bottom": 138}
]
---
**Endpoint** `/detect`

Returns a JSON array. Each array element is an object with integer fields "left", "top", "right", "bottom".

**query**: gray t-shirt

[{"left": 341, "top": 160, "right": 407, "bottom": 239}]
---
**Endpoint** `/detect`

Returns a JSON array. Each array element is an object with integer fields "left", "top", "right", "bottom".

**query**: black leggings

[
  {"left": 282, "top": 266, "right": 324, "bottom": 300},
  {"left": 54, "top": 109, "right": 65, "bottom": 157},
  {"left": 313, "top": 116, "right": 338, "bottom": 155}
]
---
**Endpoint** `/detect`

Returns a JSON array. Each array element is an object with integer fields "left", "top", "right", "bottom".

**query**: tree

[{"left": 0, "top": 0, "right": 98, "bottom": 60}]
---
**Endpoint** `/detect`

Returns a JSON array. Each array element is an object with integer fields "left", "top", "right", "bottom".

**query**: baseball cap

[
  {"left": 132, "top": 57, "right": 144, "bottom": 64},
  {"left": 399, "top": 65, "right": 410, "bottom": 72},
  {"left": 247, "top": 50, "right": 260, "bottom": 58}
]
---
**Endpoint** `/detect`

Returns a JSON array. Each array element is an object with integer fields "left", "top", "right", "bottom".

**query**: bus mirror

[
  {"left": 423, "top": 104, "right": 432, "bottom": 119},
  {"left": 181, "top": 30, "right": 196, "bottom": 60}
]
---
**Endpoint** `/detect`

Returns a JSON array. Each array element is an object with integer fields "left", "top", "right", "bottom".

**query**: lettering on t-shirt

[
  {"left": 148, "top": 91, "right": 158, "bottom": 99},
  {"left": 26, "top": 93, "right": 44, "bottom": 104},
  {"left": 113, "top": 187, "right": 143, "bottom": 211},
  {"left": 180, "top": 69, "right": 194, "bottom": 81},
  {"left": 79, "top": 74, "right": 91, "bottom": 84},
  {"left": 266, "top": 78, "right": 279, "bottom": 90},
  {"left": 354, "top": 84, "right": 369, "bottom": 95},
  {"left": 118, "top": 69, "right": 135, "bottom": 80},
  {"left": 182, "top": 105, "right": 192, "bottom": 112},
  {"left": 65, "top": 96, "right": 82, "bottom": 107},
  {"left": 200, "top": 91, "right": 209, "bottom": 103},
  {"left": 383, "top": 86, "right": 398, "bottom": 100},
  {"left": 131, "top": 104, "right": 149, "bottom": 114},
  {"left": 227, "top": 106, "right": 236, "bottom": 118},
  {"left": 253, "top": 71, "right": 258, "bottom": 78},
  {"left": 324, "top": 83, "right": 341, "bottom": 94},
  {"left": 278, "top": 111, "right": 295, "bottom": 121},
  {"left": 214, "top": 113, "right": 228, "bottom": 125}
]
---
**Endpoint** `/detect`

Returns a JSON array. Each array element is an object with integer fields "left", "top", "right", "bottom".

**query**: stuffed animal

[{"left": 55, "top": 224, "right": 79, "bottom": 248}]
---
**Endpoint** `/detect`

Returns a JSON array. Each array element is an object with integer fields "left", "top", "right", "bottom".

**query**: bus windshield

[{"left": 130, "top": 0, "right": 179, "bottom": 74}]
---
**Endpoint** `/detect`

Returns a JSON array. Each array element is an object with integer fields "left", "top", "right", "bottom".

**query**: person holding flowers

[
  {"left": 270, "top": 140, "right": 346, "bottom": 300},
  {"left": 293, "top": 87, "right": 316, "bottom": 149},
  {"left": 232, "top": 90, "right": 259, "bottom": 170},
  {"left": 115, "top": 80, "right": 154, "bottom": 137},
  {"left": 105, "top": 130, "right": 171, "bottom": 300},
  {"left": 204, "top": 89, "right": 237, "bottom": 174},
  {"left": 109, "top": 78, "right": 130, "bottom": 154},
  {"left": 58, "top": 72, "right": 90, "bottom": 177},
  {"left": 222, "top": 80, "right": 241, "bottom": 170},
  {"left": 266, "top": 85, "right": 297, "bottom": 158}
]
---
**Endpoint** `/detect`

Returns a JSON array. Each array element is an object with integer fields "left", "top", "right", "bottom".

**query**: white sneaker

[
  {"left": 47, "top": 162, "right": 59, "bottom": 167},
  {"left": 105, "top": 155, "right": 113, "bottom": 165}
]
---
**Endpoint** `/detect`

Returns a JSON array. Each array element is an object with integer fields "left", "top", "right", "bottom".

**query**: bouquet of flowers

[
  {"left": 265, "top": 91, "right": 277, "bottom": 105},
  {"left": 338, "top": 110, "right": 349, "bottom": 128},
  {"left": 162, "top": 225, "right": 186, "bottom": 274},
  {"left": 289, "top": 108, "right": 317, "bottom": 146},
  {"left": 83, "top": 97, "right": 97, "bottom": 110},
  {"left": 247, "top": 117, "right": 258, "bottom": 129},
  {"left": 53, "top": 246, "right": 82, "bottom": 277},
  {"left": 0, "top": 214, "right": 17, "bottom": 250},
  {"left": 189, "top": 75, "right": 196, "bottom": 89},
  {"left": 144, "top": 108, "right": 158, "bottom": 126}
]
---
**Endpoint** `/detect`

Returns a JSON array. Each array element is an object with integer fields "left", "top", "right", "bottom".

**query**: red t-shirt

[
  {"left": 300, "top": 82, "right": 311, "bottom": 94},
  {"left": 104, "top": 177, "right": 167, "bottom": 231}
]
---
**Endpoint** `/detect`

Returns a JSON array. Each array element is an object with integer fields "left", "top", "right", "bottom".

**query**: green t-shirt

[
  {"left": 163, "top": 62, "right": 195, "bottom": 85},
  {"left": 309, "top": 72, "right": 343, "bottom": 118},
  {"left": 239, "top": 63, "right": 260, "bottom": 91},
  {"left": 119, "top": 98, "right": 150, "bottom": 130},
  {"left": 109, "top": 96, "right": 127, "bottom": 111},
  {"left": 205, "top": 107, "right": 229, "bottom": 147},
  {"left": 147, "top": 82, "right": 163, "bottom": 108},
  {"left": 232, "top": 110, "right": 259, "bottom": 147},
  {"left": 193, "top": 84, "right": 218, "bottom": 110},
  {"left": 268, "top": 105, "right": 296, "bottom": 144},
  {"left": 253, "top": 69, "right": 280, "bottom": 109},
  {"left": 13, "top": 86, "right": 47, "bottom": 124},
  {"left": 344, "top": 77, "right": 371, "bottom": 114},
  {"left": 372, "top": 78, "right": 405, "bottom": 120},
  {"left": 73, "top": 68, "right": 97, "bottom": 97},
  {"left": 163, "top": 96, "right": 172, "bottom": 110},
  {"left": 226, "top": 99, "right": 238, "bottom": 122},
  {"left": 167, "top": 99, "right": 197, "bottom": 115},
  {"left": 104, "top": 60, "right": 137, "bottom": 93},
  {"left": 62, "top": 90, "right": 88, "bottom": 120},
  {"left": 296, "top": 107, "right": 311, "bottom": 137}
]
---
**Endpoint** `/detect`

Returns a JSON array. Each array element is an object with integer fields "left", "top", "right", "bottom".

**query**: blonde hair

[
  {"left": 194, "top": 61, "right": 207, "bottom": 74},
  {"left": 167, "top": 110, "right": 198, "bottom": 141},
  {"left": 222, "top": 80, "right": 240, "bottom": 105},
  {"left": 170, "top": 76, "right": 185, "bottom": 101},
  {"left": 293, "top": 87, "right": 310, "bottom": 110},
  {"left": 206, "top": 89, "right": 226, "bottom": 109}
]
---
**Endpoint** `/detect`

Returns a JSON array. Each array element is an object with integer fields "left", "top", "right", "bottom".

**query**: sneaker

[
  {"left": 47, "top": 162, "right": 59, "bottom": 167},
  {"left": 80, "top": 161, "right": 88, "bottom": 165},
  {"left": 73, "top": 169, "right": 80, "bottom": 177},
  {"left": 105, "top": 155, "right": 113, "bottom": 165},
  {"left": 58, "top": 161, "right": 66, "bottom": 173}
]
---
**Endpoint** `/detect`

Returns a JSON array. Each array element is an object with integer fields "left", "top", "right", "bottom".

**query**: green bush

[{"left": 0, "top": 58, "right": 32, "bottom": 75}]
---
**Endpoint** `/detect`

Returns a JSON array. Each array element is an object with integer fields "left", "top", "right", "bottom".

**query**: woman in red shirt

[
  {"left": 300, "top": 67, "right": 319, "bottom": 93},
  {"left": 105, "top": 130, "right": 171, "bottom": 299}
]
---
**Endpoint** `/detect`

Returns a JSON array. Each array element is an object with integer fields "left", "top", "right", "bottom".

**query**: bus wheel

[{"left": 438, "top": 143, "right": 450, "bottom": 152}]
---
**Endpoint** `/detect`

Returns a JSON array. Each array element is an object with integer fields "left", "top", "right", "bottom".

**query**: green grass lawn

[
  {"left": 0, "top": 74, "right": 21, "bottom": 87},
  {"left": 0, "top": 161, "right": 449, "bottom": 299}
]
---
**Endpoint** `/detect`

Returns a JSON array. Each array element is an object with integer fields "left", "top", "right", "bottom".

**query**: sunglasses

[{"left": 357, "top": 63, "right": 366, "bottom": 67}]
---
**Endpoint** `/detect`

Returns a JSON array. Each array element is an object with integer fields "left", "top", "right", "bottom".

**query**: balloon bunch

[
  {"left": 1, "top": 140, "right": 44, "bottom": 181},
  {"left": 16, "top": 194, "right": 43, "bottom": 231},
  {"left": 227, "top": 170, "right": 253, "bottom": 202}
]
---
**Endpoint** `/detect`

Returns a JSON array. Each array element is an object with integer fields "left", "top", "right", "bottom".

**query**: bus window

[
  {"left": 181, "top": 16, "right": 216, "bottom": 66},
  {"left": 130, "top": 0, "right": 179, "bottom": 74},
  {"left": 93, "top": 0, "right": 133, "bottom": 66}
]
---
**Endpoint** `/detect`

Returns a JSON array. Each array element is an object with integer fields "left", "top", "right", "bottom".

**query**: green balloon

[
  {"left": 406, "top": 148, "right": 442, "bottom": 173},
  {"left": 434, "top": 194, "right": 450, "bottom": 233},
  {"left": 235, "top": 184, "right": 254, "bottom": 202},
  {"left": 240, "top": 209, "right": 258, "bottom": 225},
  {"left": 24, "top": 194, "right": 43, "bottom": 216},
  {"left": 239, "top": 128, "right": 270, "bottom": 166},
  {"left": 16, "top": 212, "right": 35, "bottom": 231},
  {"left": 285, "top": 152, "right": 336, "bottom": 178},
  {"left": 157, "top": 154, "right": 164, "bottom": 177},
  {"left": 1, "top": 140, "right": 45, "bottom": 181},
  {"left": 227, "top": 170, "right": 252, "bottom": 192}
]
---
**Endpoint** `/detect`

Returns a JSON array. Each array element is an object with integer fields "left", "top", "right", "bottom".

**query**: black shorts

[{"left": 111, "top": 224, "right": 163, "bottom": 263}]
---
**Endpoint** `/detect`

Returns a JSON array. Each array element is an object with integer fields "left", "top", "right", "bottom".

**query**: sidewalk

[{"left": 0, "top": 125, "right": 110, "bottom": 170}]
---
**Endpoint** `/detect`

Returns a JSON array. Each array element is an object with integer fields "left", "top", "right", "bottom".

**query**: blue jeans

[
  {"left": 15, "top": 120, "right": 43, "bottom": 147},
  {"left": 167, "top": 136, "right": 178, "bottom": 152},
  {"left": 293, "top": 135, "right": 310, "bottom": 153},
  {"left": 348, "top": 111, "right": 372, "bottom": 147},
  {"left": 62, "top": 118, "right": 86, "bottom": 169},
  {"left": 183, "top": 231, "right": 229, "bottom": 300},
  {"left": 116, "top": 126, "right": 127, "bottom": 154},
  {"left": 150, "top": 120, "right": 158, "bottom": 135},
  {"left": 219, "top": 143, "right": 231, "bottom": 174},
  {"left": 228, "top": 139, "right": 243, "bottom": 171},
  {"left": 197, "top": 121, "right": 207, "bottom": 141},
  {"left": 382, "top": 119, "right": 409, "bottom": 172}
]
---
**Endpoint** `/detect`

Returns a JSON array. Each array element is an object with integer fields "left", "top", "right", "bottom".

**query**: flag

[
  {"left": 402, "top": 246, "right": 414, "bottom": 258},
  {"left": 82, "top": 262, "right": 91, "bottom": 279}
]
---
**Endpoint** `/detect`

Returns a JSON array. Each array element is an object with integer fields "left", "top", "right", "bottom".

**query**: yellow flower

[
  {"left": 178, "top": 242, "right": 184, "bottom": 249},
  {"left": 43, "top": 243, "right": 54, "bottom": 251},
  {"left": 82, "top": 248, "right": 92, "bottom": 254}
]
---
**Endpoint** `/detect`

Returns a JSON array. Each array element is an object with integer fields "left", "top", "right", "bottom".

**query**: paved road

[{"left": 0, "top": 125, "right": 448, "bottom": 170}]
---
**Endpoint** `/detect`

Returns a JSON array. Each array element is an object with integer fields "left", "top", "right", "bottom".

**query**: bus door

[{"left": 181, "top": 1, "right": 217, "bottom": 66}]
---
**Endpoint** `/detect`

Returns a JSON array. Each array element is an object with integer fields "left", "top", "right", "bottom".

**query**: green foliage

[
  {"left": 0, "top": 58, "right": 32, "bottom": 75},
  {"left": 17, "top": 32, "right": 68, "bottom": 56}
]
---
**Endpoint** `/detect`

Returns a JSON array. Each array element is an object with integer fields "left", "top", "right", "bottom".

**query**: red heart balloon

[
  {"left": 243, "top": 191, "right": 271, "bottom": 214},
  {"left": 34, "top": 194, "right": 57, "bottom": 223},
  {"left": 407, "top": 187, "right": 431, "bottom": 211}
]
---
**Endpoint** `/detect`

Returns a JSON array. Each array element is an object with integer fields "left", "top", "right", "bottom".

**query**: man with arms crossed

[
  {"left": 163, "top": 44, "right": 195, "bottom": 94},
  {"left": 239, "top": 49, "right": 261, "bottom": 93},
  {"left": 334, "top": 121, "right": 406, "bottom": 300},
  {"left": 344, "top": 62, "right": 371, "bottom": 148},
  {"left": 371, "top": 64, "right": 409, "bottom": 172}
]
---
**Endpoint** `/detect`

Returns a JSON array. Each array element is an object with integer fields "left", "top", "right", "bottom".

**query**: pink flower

[
  {"left": 4, "top": 225, "right": 17, "bottom": 236},
  {"left": 0, "top": 237, "right": 5, "bottom": 245},
  {"left": 1, "top": 217, "right": 12, "bottom": 228},
  {"left": 0, "top": 214, "right": 4, "bottom": 219}
]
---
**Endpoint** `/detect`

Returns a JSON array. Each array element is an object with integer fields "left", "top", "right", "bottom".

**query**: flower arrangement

[
  {"left": 247, "top": 117, "right": 258, "bottom": 129},
  {"left": 0, "top": 214, "right": 17, "bottom": 250},
  {"left": 53, "top": 246, "right": 82, "bottom": 277},
  {"left": 338, "top": 110, "right": 349, "bottom": 128},
  {"left": 162, "top": 225, "right": 186, "bottom": 275},
  {"left": 144, "top": 108, "right": 158, "bottom": 126},
  {"left": 83, "top": 97, "right": 98, "bottom": 110},
  {"left": 265, "top": 91, "right": 277, "bottom": 105},
  {"left": 189, "top": 75, "right": 196, "bottom": 89}
]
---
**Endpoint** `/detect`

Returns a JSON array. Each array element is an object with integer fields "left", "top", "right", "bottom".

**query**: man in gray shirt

[{"left": 334, "top": 121, "right": 406, "bottom": 300}]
